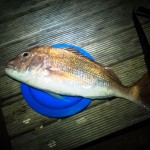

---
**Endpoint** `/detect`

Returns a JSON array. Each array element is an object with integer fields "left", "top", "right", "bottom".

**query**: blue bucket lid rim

[{"left": 21, "top": 43, "right": 93, "bottom": 118}]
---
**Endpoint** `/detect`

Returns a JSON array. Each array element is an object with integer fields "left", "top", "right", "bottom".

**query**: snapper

[{"left": 5, "top": 46, "right": 150, "bottom": 108}]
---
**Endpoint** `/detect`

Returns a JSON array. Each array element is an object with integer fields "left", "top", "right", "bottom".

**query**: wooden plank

[
  {"left": 0, "top": 0, "right": 57, "bottom": 23},
  {"left": 0, "top": 0, "right": 149, "bottom": 48},
  {"left": 10, "top": 98, "right": 150, "bottom": 150},
  {"left": 1, "top": 23, "right": 150, "bottom": 99},
  {"left": 79, "top": 119, "right": 150, "bottom": 150},
  {"left": 0, "top": 0, "right": 124, "bottom": 46},
  {"left": 2, "top": 54, "right": 147, "bottom": 137},
  {"left": 0, "top": 76, "right": 20, "bottom": 100},
  {"left": 84, "top": 23, "right": 150, "bottom": 66},
  {"left": 2, "top": 99, "right": 56, "bottom": 137},
  {"left": 0, "top": 0, "right": 146, "bottom": 24}
]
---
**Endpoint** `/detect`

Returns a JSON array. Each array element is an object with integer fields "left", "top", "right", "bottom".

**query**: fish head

[{"left": 5, "top": 46, "right": 52, "bottom": 84}]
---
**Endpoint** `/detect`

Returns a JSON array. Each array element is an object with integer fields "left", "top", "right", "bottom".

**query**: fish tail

[{"left": 129, "top": 73, "right": 150, "bottom": 109}]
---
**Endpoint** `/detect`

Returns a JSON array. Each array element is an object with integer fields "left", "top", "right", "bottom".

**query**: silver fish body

[{"left": 5, "top": 46, "right": 150, "bottom": 108}]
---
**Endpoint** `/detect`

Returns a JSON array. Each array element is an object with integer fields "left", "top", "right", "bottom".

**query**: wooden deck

[{"left": 0, "top": 0, "right": 150, "bottom": 149}]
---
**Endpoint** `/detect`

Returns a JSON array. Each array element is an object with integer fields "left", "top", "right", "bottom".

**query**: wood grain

[
  {"left": 11, "top": 98, "right": 150, "bottom": 150},
  {"left": 0, "top": 0, "right": 57, "bottom": 23},
  {"left": 0, "top": 0, "right": 122, "bottom": 46}
]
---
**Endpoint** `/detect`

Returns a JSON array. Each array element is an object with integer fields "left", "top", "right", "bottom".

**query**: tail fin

[{"left": 130, "top": 73, "right": 150, "bottom": 109}]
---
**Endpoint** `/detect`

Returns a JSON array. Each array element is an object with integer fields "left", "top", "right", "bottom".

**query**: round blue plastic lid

[{"left": 21, "top": 43, "right": 94, "bottom": 118}]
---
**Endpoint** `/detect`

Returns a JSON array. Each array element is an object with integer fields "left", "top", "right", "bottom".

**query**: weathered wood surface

[
  {"left": 0, "top": 0, "right": 56, "bottom": 23},
  {"left": 0, "top": 0, "right": 150, "bottom": 149},
  {"left": 11, "top": 99, "right": 150, "bottom": 150},
  {"left": 0, "top": 0, "right": 127, "bottom": 46}
]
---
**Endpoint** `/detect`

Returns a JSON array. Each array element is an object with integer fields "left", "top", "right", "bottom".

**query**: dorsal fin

[
  {"left": 63, "top": 48, "right": 92, "bottom": 59},
  {"left": 63, "top": 47, "right": 108, "bottom": 68}
]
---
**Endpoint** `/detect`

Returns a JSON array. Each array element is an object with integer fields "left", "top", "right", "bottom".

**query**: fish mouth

[{"left": 5, "top": 63, "right": 17, "bottom": 70}]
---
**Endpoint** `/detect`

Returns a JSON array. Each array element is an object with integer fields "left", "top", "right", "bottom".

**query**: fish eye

[{"left": 22, "top": 52, "right": 30, "bottom": 57}]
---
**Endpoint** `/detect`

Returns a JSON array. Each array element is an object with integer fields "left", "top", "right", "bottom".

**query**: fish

[{"left": 5, "top": 45, "right": 150, "bottom": 108}]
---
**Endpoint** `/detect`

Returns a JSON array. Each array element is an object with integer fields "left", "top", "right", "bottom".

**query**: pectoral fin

[{"left": 46, "top": 91, "right": 69, "bottom": 101}]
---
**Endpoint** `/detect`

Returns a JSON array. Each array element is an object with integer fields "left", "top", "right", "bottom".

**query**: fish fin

[
  {"left": 130, "top": 73, "right": 150, "bottom": 109},
  {"left": 63, "top": 48, "right": 92, "bottom": 59},
  {"left": 46, "top": 92, "right": 68, "bottom": 101}
]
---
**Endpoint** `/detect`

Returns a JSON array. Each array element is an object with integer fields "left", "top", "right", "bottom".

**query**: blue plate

[{"left": 21, "top": 43, "right": 94, "bottom": 118}]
